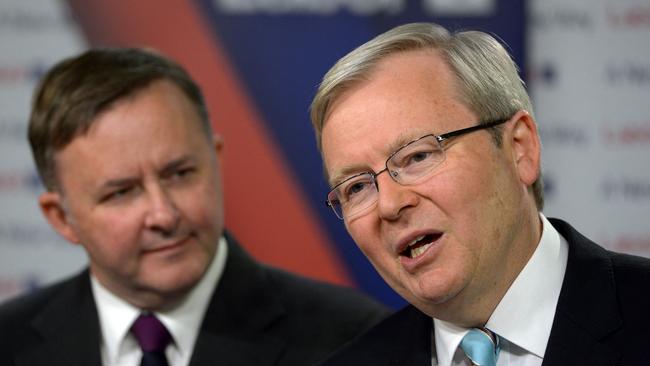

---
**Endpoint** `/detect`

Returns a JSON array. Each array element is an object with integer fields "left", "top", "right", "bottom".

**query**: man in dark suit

[
  {"left": 309, "top": 22, "right": 650, "bottom": 365},
  {"left": 0, "top": 48, "right": 388, "bottom": 366}
]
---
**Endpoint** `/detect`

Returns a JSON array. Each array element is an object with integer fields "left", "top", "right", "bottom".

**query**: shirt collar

[
  {"left": 433, "top": 214, "right": 568, "bottom": 365},
  {"left": 486, "top": 213, "right": 568, "bottom": 357},
  {"left": 91, "top": 277, "right": 140, "bottom": 365},
  {"left": 92, "top": 236, "right": 228, "bottom": 364},
  {"left": 433, "top": 319, "right": 467, "bottom": 366}
]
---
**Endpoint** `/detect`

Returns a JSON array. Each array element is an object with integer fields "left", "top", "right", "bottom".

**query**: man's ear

[
  {"left": 508, "top": 110, "right": 541, "bottom": 186},
  {"left": 38, "top": 191, "right": 81, "bottom": 245}
]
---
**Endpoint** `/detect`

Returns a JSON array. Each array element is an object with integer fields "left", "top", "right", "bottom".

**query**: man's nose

[
  {"left": 375, "top": 173, "right": 417, "bottom": 221},
  {"left": 144, "top": 185, "right": 180, "bottom": 235}
]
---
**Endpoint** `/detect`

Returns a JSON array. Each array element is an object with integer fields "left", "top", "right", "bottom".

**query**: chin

[
  {"left": 147, "top": 266, "right": 205, "bottom": 294},
  {"left": 406, "top": 276, "right": 464, "bottom": 307}
]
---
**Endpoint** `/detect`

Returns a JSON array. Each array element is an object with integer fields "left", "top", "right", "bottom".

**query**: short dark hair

[{"left": 28, "top": 47, "right": 211, "bottom": 191}]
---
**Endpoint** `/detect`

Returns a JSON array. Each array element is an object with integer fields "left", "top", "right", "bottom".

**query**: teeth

[
  {"left": 411, "top": 243, "right": 432, "bottom": 258},
  {"left": 408, "top": 235, "right": 426, "bottom": 247}
]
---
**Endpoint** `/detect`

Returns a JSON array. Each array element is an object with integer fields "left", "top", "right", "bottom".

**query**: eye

[
  {"left": 408, "top": 151, "right": 432, "bottom": 163},
  {"left": 392, "top": 141, "right": 440, "bottom": 169},
  {"left": 393, "top": 149, "right": 433, "bottom": 168},
  {"left": 170, "top": 167, "right": 196, "bottom": 181},
  {"left": 347, "top": 181, "right": 370, "bottom": 196},
  {"left": 341, "top": 176, "right": 374, "bottom": 202},
  {"left": 101, "top": 186, "right": 134, "bottom": 203}
]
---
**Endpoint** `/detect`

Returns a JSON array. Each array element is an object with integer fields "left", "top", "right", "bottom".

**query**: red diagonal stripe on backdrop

[{"left": 66, "top": 0, "right": 351, "bottom": 286}]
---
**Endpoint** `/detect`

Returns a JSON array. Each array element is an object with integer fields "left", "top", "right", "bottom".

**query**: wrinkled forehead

[
  {"left": 321, "top": 49, "right": 465, "bottom": 132},
  {"left": 320, "top": 50, "right": 475, "bottom": 184}
]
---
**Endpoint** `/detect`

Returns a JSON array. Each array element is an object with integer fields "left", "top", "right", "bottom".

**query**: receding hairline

[
  {"left": 322, "top": 46, "right": 466, "bottom": 128},
  {"left": 319, "top": 47, "right": 475, "bottom": 185},
  {"left": 311, "top": 24, "right": 456, "bottom": 145}
]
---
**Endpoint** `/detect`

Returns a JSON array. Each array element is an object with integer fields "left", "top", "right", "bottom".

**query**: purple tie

[{"left": 131, "top": 314, "right": 172, "bottom": 366}]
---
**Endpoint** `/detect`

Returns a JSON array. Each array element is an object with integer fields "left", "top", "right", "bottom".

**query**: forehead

[
  {"left": 93, "top": 81, "right": 204, "bottom": 149},
  {"left": 321, "top": 49, "right": 476, "bottom": 183},
  {"left": 54, "top": 80, "right": 211, "bottom": 185}
]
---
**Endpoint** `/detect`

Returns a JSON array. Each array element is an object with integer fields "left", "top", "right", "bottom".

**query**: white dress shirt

[
  {"left": 432, "top": 214, "right": 569, "bottom": 366},
  {"left": 91, "top": 236, "right": 228, "bottom": 366}
]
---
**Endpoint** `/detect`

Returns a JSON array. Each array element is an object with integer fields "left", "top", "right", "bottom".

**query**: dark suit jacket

[
  {"left": 0, "top": 231, "right": 389, "bottom": 366},
  {"left": 320, "top": 218, "right": 650, "bottom": 365}
]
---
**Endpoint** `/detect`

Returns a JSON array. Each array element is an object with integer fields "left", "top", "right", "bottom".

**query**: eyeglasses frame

[{"left": 325, "top": 117, "right": 510, "bottom": 220}]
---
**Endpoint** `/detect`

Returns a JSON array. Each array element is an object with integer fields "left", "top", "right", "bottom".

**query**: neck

[
  {"left": 424, "top": 209, "right": 542, "bottom": 327},
  {"left": 91, "top": 270, "right": 190, "bottom": 312}
]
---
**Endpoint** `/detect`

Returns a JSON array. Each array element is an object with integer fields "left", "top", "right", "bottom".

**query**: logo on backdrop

[
  {"left": 213, "top": 0, "right": 404, "bottom": 15},
  {"left": 529, "top": 62, "right": 558, "bottom": 86},
  {"left": 542, "top": 173, "right": 557, "bottom": 202},
  {"left": 539, "top": 123, "right": 589, "bottom": 147},
  {"left": 607, "top": 5, "right": 650, "bottom": 28},
  {"left": 0, "top": 116, "right": 28, "bottom": 141},
  {"left": 605, "top": 61, "right": 650, "bottom": 87},
  {"left": 531, "top": 6, "right": 592, "bottom": 31},
  {"left": 0, "top": 169, "right": 42, "bottom": 193},
  {"left": 0, "top": 3, "right": 75, "bottom": 32},
  {"left": 0, "top": 62, "right": 48, "bottom": 84},
  {"left": 601, "top": 122, "right": 650, "bottom": 145},
  {"left": 602, "top": 177, "right": 650, "bottom": 202},
  {"left": 0, "top": 274, "right": 41, "bottom": 303},
  {"left": 422, "top": 0, "right": 496, "bottom": 16},
  {"left": 605, "top": 233, "right": 650, "bottom": 257},
  {"left": 0, "top": 221, "right": 62, "bottom": 246}
]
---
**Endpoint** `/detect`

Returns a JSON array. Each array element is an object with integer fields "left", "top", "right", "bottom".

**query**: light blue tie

[{"left": 460, "top": 328, "right": 500, "bottom": 366}]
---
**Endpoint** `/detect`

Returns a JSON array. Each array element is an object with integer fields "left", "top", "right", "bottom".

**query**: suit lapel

[
  {"left": 18, "top": 271, "right": 102, "bottom": 366},
  {"left": 323, "top": 305, "right": 431, "bottom": 365},
  {"left": 189, "top": 232, "right": 288, "bottom": 366},
  {"left": 190, "top": 332, "right": 285, "bottom": 366},
  {"left": 381, "top": 306, "right": 432, "bottom": 365},
  {"left": 543, "top": 219, "right": 622, "bottom": 365},
  {"left": 18, "top": 236, "right": 287, "bottom": 366}
]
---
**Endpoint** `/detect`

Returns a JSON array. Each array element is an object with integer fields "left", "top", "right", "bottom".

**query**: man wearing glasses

[{"left": 311, "top": 22, "right": 650, "bottom": 365}]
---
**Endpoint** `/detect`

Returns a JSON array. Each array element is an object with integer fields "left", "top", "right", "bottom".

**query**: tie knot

[
  {"left": 460, "top": 328, "right": 500, "bottom": 366},
  {"left": 131, "top": 314, "right": 172, "bottom": 353}
]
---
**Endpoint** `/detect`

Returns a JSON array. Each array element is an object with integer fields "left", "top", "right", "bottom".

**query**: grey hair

[{"left": 310, "top": 22, "right": 543, "bottom": 209}]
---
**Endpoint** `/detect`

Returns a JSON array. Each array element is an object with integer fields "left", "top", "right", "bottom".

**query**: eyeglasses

[{"left": 325, "top": 118, "right": 509, "bottom": 220}]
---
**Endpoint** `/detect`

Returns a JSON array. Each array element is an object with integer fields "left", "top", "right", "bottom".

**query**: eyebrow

[
  {"left": 99, "top": 176, "right": 137, "bottom": 191},
  {"left": 159, "top": 155, "right": 194, "bottom": 177},
  {"left": 328, "top": 165, "right": 369, "bottom": 188},
  {"left": 98, "top": 155, "right": 195, "bottom": 190},
  {"left": 386, "top": 131, "right": 426, "bottom": 153},
  {"left": 328, "top": 131, "right": 427, "bottom": 187}
]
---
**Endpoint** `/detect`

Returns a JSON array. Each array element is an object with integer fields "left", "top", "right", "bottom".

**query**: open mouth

[{"left": 399, "top": 233, "right": 441, "bottom": 259}]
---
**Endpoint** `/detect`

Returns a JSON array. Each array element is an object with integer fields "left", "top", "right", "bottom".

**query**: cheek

[
  {"left": 346, "top": 218, "right": 393, "bottom": 270},
  {"left": 345, "top": 219, "right": 374, "bottom": 253},
  {"left": 77, "top": 213, "right": 142, "bottom": 264},
  {"left": 181, "top": 180, "right": 224, "bottom": 231},
  {"left": 431, "top": 154, "right": 518, "bottom": 265},
  {"left": 428, "top": 152, "right": 502, "bottom": 219}
]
